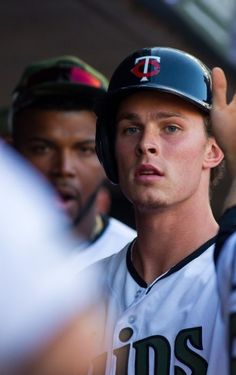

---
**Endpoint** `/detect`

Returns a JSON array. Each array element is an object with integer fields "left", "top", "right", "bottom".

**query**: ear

[{"left": 203, "top": 137, "right": 224, "bottom": 169}]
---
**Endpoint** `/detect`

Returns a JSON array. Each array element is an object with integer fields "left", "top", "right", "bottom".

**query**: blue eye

[
  {"left": 124, "top": 126, "right": 140, "bottom": 135},
  {"left": 165, "top": 125, "right": 180, "bottom": 133}
]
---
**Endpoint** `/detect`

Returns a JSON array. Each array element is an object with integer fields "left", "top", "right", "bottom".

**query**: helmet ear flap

[{"left": 96, "top": 100, "right": 119, "bottom": 184}]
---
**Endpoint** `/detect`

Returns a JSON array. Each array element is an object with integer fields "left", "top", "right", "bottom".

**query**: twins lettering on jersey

[{"left": 91, "top": 326, "right": 208, "bottom": 374}]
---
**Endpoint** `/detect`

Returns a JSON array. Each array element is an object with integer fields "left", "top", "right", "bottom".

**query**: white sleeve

[{"left": 0, "top": 142, "right": 96, "bottom": 366}]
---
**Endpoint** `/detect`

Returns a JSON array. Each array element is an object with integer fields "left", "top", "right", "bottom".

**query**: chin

[{"left": 133, "top": 196, "right": 168, "bottom": 211}]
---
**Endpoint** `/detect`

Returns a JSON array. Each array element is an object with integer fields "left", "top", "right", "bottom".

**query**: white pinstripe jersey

[{"left": 88, "top": 238, "right": 227, "bottom": 375}]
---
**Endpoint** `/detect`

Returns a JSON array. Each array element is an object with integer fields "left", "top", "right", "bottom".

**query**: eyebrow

[
  {"left": 116, "top": 111, "right": 187, "bottom": 123},
  {"left": 116, "top": 113, "right": 139, "bottom": 123}
]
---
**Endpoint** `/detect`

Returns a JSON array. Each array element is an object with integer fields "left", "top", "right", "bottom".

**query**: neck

[{"left": 133, "top": 198, "right": 218, "bottom": 285}]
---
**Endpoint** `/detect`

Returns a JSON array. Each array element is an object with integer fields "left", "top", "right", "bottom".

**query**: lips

[
  {"left": 135, "top": 164, "right": 164, "bottom": 178},
  {"left": 53, "top": 185, "right": 78, "bottom": 210}
]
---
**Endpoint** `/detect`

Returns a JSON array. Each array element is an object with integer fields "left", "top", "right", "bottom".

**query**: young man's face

[
  {"left": 14, "top": 108, "right": 105, "bottom": 223},
  {"left": 115, "top": 91, "right": 222, "bottom": 212}
]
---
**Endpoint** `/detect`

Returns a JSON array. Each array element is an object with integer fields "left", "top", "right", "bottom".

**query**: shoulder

[
  {"left": 105, "top": 216, "right": 136, "bottom": 239},
  {"left": 85, "top": 243, "right": 130, "bottom": 288},
  {"left": 92, "top": 243, "right": 129, "bottom": 273},
  {"left": 91, "top": 216, "right": 136, "bottom": 257}
]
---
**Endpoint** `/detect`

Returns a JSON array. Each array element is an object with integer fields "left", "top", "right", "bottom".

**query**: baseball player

[
  {"left": 82, "top": 47, "right": 236, "bottom": 374},
  {"left": 9, "top": 56, "right": 136, "bottom": 270}
]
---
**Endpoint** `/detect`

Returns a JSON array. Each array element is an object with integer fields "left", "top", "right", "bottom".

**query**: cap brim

[{"left": 29, "top": 82, "right": 106, "bottom": 99}]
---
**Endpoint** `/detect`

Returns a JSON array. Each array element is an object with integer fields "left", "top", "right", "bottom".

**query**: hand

[
  {"left": 211, "top": 67, "right": 236, "bottom": 177},
  {"left": 212, "top": 67, "right": 236, "bottom": 211}
]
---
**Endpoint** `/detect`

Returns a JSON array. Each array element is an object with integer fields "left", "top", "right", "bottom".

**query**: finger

[
  {"left": 231, "top": 92, "right": 236, "bottom": 106},
  {"left": 212, "top": 67, "right": 227, "bottom": 109}
]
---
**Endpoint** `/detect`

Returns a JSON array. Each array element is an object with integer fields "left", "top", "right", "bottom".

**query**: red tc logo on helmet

[{"left": 131, "top": 56, "right": 161, "bottom": 82}]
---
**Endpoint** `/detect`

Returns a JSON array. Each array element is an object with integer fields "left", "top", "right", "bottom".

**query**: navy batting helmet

[{"left": 96, "top": 47, "right": 212, "bottom": 184}]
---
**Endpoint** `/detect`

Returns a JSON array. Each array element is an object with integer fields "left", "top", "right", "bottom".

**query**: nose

[
  {"left": 135, "top": 128, "right": 159, "bottom": 156},
  {"left": 51, "top": 150, "right": 76, "bottom": 177}
]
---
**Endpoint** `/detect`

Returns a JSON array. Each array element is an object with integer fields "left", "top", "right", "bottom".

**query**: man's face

[
  {"left": 15, "top": 108, "right": 105, "bottom": 222},
  {"left": 115, "top": 91, "right": 220, "bottom": 212}
]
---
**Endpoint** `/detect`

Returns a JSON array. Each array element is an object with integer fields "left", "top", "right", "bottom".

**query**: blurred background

[{"left": 1, "top": 0, "right": 236, "bottom": 227}]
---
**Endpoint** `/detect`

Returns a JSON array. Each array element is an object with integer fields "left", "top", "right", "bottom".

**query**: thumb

[{"left": 212, "top": 67, "right": 227, "bottom": 109}]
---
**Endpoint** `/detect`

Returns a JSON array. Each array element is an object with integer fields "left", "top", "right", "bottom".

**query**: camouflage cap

[{"left": 11, "top": 55, "right": 108, "bottom": 113}]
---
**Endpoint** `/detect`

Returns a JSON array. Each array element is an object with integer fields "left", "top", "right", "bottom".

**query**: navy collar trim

[{"left": 126, "top": 236, "right": 216, "bottom": 291}]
